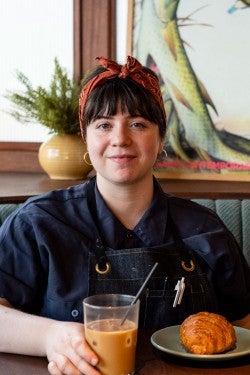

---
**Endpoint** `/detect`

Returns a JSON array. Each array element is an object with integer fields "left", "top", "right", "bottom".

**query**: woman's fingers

[
  {"left": 48, "top": 354, "right": 86, "bottom": 375},
  {"left": 48, "top": 360, "right": 62, "bottom": 375},
  {"left": 46, "top": 322, "right": 100, "bottom": 374},
  {"left": 71, "top": 335, "right": 98, "bottom": 367},
  {"left": 66, "top": 341, "right": 100, "bottom": 375},
  {"left": 48, "top": 349, "right": 100, "bottom": 375}
]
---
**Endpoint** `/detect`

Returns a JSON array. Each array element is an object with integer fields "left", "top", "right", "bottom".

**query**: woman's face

[{"left": 85, "top": 106, "right": 163, "bottom": 185}]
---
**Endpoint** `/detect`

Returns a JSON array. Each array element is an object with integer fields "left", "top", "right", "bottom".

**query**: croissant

[{"left": 180, "top": 312, "right": 236, "bottom": 354}]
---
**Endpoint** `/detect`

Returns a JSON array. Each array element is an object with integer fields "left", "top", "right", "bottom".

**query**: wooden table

[
  {"left": 1, "top": 173, "right": 250, "bottom": 203},
  {"left": 0, "top": 330, "right": 249, "bottom": 375}
]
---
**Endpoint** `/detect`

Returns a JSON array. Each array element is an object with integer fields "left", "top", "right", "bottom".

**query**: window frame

[{"left": 0, "top": 0, "right": 116, "bottom": 172}]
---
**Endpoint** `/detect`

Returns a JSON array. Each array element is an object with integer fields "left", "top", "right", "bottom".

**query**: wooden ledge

[{"left": 1, "top": 173, "right": 250, "bottom": 203}]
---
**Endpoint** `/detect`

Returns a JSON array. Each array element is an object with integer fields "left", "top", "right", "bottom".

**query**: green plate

[{"left": 151, "top": 325, "right": 250, "bottom": 361}]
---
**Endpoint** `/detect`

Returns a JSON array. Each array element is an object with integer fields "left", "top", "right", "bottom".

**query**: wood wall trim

[
  {"left": 73, "top": 0, "right": 116, "bottom": 81},
  {"left": 0, "top": 142, "right": 43, "bottom": 173}
]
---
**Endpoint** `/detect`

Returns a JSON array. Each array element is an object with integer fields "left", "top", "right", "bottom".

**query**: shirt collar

[{"left": 94, "top": 178, "right": 168, "bottom": 248}]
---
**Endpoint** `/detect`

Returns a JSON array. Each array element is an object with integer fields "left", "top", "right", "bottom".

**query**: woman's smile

[{"left": 108, "top": 153, "right": 136, "bottom": 164}]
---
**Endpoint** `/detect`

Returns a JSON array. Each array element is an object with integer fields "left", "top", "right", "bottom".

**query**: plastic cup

[{"left": 83, "top": 294, "right": 140, "bottom": 375}]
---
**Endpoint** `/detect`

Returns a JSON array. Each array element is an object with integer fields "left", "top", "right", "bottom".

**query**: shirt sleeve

[
  {"left": 188, "top": 204, "right": 250, "bottom": 321},
  {"left": 213, "top": 233, "right": 250, "bottom": 321},
  {"left": 0, "top": 194, "right": 91, "bottom": 321},
  {"left": 0, "top": 207, "right": 44, "bottom": 313},
  {"left": 169, "top": 197, "right": 250, "bottom": 322}
]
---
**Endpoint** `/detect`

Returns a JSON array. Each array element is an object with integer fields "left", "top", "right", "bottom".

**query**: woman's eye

[
  {"left": 96, "top": 123, "right": 112, "bottom": 130},
  {"left": 131, "top": 122, "right": 146, "bottom": 129}
]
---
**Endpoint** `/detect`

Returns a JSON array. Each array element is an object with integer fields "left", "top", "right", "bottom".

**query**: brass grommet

[
  {"left": 181, "top": 259, "right": 195, "bottom": 272},
  {"left": 95, "top": 262, "right": 111, "bottom": 275}
]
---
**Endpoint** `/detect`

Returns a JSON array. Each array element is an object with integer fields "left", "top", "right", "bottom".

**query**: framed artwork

[{"left": 127, "top": 0, "right": 250, "bottom": 181}]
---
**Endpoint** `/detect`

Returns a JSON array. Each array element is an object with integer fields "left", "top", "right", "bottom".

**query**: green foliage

[{"left": 5, "top": 58, "right": 81, "bottom": 135}]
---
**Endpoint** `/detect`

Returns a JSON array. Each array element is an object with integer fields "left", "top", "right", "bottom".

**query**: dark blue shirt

[{"left": 0, "top": 179, "right": 249, "bottom": 324}]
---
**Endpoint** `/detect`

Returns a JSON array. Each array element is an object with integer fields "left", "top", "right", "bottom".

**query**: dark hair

[{"left": 81, "top": 66, "right": 166, "bottom": 139}]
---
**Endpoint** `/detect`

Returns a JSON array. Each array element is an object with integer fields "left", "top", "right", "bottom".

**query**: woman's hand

[
  {"left": 0, "top": 301, "right": 100, "bottom": 374},
  {"left": 45, "top": 321, "right": 100, "bottom": 375}
]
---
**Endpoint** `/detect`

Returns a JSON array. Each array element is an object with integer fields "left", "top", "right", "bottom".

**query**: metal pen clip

[
  {"left": 161, "top": 276, "right": 168, "bottom": 297},
  {"left": 173, "top": 277, "right": 185, "bottom": 307}
]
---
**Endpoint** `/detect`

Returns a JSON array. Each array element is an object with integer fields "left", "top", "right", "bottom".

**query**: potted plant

[{"left": 5, "top": 58, "right": 92, "bottom": 180}]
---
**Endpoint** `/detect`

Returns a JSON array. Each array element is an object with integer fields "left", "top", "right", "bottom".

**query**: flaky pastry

[{"left": 180, "top": 312, "right": 236, "bottom": 354}]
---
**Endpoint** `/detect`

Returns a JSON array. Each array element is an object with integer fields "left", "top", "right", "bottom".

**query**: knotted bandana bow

[{"left": 79, "top": 56, "right": 166, "bottom": 134}]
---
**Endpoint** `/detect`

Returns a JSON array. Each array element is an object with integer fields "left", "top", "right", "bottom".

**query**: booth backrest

[
  {"left": 0, "top": 200, "right": 250, "bottom": 266},
  {"left": 192, "top": 199, "right": 250, "bottom": 267},
  {"left": 0, "top": 204, "right": 21, "bottom": 225}
]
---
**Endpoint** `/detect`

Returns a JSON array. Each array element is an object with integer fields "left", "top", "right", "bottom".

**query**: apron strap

[
  {"left": 86, "top": 177, "right": 111, "bottom": 274},
  {"left": 167, "top": 208, "right": 196, "bottom": 272}
]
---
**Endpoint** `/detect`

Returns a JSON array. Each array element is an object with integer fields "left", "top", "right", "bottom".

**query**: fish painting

[{"left": 131, "top": 0, "right": 250, "bottom": 177}]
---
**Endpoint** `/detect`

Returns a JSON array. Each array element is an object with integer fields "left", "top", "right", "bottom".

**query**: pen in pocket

[{"left": 173, "top": 277, "right": 185, "bottom": 307}]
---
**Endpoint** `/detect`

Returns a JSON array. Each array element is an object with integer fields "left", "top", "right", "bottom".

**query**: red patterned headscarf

[{"left": 79, "top": 56, "right": 166, "bottom": 134}]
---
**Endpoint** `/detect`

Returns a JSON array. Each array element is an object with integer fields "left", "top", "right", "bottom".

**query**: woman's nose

[{"left": 111, "top": 124, "right": 131, "bottom": 146}]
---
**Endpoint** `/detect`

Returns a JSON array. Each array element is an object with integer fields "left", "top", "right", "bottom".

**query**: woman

[{"left": 0, "top": 56, "right": 249, "bottom": 375}]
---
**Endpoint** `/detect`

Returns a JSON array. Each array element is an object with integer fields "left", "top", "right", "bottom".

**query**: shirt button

[
  {"left": 71, "top": 309, "right": 79, "bottom": 318},
  {"left": 126, "top": 231, "right": 133, "bottom": 238}
]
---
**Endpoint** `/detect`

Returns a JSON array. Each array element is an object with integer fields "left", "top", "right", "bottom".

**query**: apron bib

[
  {"left": 88, "top": 243, "right": 218, "bottom": 329},
  {"left": 86, "top": 178, "right": 218, "bottom": 329}
]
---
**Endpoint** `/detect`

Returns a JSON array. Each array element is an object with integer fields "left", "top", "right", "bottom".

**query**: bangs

[{"left": 82, "top": 78, "right": 166, "bottom": 138}]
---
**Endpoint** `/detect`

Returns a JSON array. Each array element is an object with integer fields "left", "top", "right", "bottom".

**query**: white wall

[{"left": 0, "top": 0, "right": 73, "bottom": 142}]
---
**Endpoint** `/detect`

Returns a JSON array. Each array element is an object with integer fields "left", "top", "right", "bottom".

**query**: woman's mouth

[{"left": 108, "top": 154, "right": 136, "bottom": 163}]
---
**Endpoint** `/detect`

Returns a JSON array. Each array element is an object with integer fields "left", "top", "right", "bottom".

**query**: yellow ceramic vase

[{"left": 38, "top": 134, "right": 92, "bottom": 180}]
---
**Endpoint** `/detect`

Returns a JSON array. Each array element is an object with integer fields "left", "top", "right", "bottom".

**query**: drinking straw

[{"left": 120, "top": 262, "right": 158, "bottom": 325}]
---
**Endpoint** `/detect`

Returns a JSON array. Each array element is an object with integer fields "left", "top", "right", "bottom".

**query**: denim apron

[{"left": 86, "top": 179, "right": 218, "bottom": 329}]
